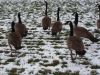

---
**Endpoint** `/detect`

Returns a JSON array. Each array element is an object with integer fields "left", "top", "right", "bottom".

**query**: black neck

[
  {"left": 57, "top": 7, "right": 60, "bottom": 21},
  {"left": 18, "top": 13, "right": 22, "bottom": 23},
  {"left": 98, "top": 5, "right": 100, "bottom": 11},
  {"left": 74, "top": 12, "right": 78, "bottom": 27},
  {"left": 69, "top": 21, "right": 73, "bottom": 36},
  {"left": 45, "top": 1, "right": 48, "bottom": 16},
  {"left": 11, "top": 21, "right": 15, "bottom": 32},
  {"left": 65, "top": 21, "right": 73, "bottom": 36},
  {"left": 98, "top": 5, "right": 100, "bottom": 18}
]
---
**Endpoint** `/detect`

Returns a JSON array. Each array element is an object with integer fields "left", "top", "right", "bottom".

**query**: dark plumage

[
  {"left": 98, "top": 5, "right": 100, "bottom": 11},
  {"left": 66, "top": 21, "right": 86, "bottom": 62},
  {"left": 42, "top": 1, "right": 51, "bottom": 30},
  {"left": 97, "top": 19, "right": 100, "bottom": 29},
  {"left": 52, "top": 7, "right": 62, "bottom": 36},
  {"left": 8, "top": 21, "right": 22, "bottom": 50},
  {"left": 97, "top": 5, "right": 100, "bottom": 29},
  {"left": 14, "top": 12, "right": 28, "bottom": 37},
  {"left": 73, "top": 12, "right": 99, "bottom": 42}
]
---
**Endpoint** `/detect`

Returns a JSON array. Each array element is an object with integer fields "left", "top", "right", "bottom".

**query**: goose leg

[
  {"left": 70, "top": 49, "right": 74, "bottom": 62},
  {"left": 8, "top": 43, "right": 13, "bottom": 56},
  {"left": 74, "top": 52, "right": 77, "bottom": 60},
  {"left": 58, "top": 31, "right": 61, "bottom": 37},
  {"left": 47, "top": 26, "right": 50, "bottom": 34},
  {"left": 59, "top": 31, "right": 61, "bottom": 35}
]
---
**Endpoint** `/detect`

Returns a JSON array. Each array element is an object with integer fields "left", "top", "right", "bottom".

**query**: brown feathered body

[
  {"left": 67, "top": 21, "right": 85, "bottom": 56},
  {"left": 67, "top": 36, "right": 85, "bottom": 56},
  {"left": 42, "top": 1, "right": 51, "bottom": 30},
  {"left": 52, "top": 7, "right": 62, "bottom": 36},
  {"left": 42, "top": 16, "right": 51, "bottom": 30},
  {"left": 97, "top": 5, "right": 100, "bottom": 29},
  {"left": 65, "top": 21, "right": 86, "bottom": 61},
  {"left": 52, "top": 21, "right": 62, "bottom": 35},
  {"left": 14, "top": 23, "right": 28, "bottom": 37},
  {"left": 97, "top": 19, "right": 100, "bottom": 28},
  {"left": 8, "top": 21, "right": 22, "bottom": 50},
  {"left": 73, "top": 12, "right": 99, "bottom": 42},
  {"left": 8, "top": 32, "right": 22, "bottom": 49},
  {"left": 74, "top": 27, "right": 98, "bottom": 42},
  {"left": 15, "top": 12, "right": 28, "bottom": 37}
]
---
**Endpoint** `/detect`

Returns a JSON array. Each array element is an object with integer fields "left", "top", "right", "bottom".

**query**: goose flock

[
  {"left": 0, "top": 0, "right": 99, "bottom": 75},
  {"left": 7, "top": 1, "right": 100, "bottom": 63}
]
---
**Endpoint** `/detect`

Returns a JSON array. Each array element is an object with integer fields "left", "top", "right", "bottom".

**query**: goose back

[
  {"left": 67, "top": 36, "right": 85, "bottom": 56},
  {"left": 97, "top": 5, "right": 100, "bottom": 29},
  {"left": 42, "top": 16, "right": 51, "bottom": 30},
  {"left": 52, "top": 21, "right": 62, "bottom": 35},
  {"left": 8, "top": 32, "right": 22, "bottom": 49},
  {"left": 66, "top": 21, "right": 86, "bottom": 57},
  {"left": 52, "top": 7, "right": 62, "bottom": 35},
  {"left": 8, "top": 21, "right": 22, "bottom": 50},
  {"left": 15, "top": 23, "right": 27, "bottom": 37},
  {"left": 42, "top": 1, "right": 51, "bottom": 30},
  {"left": 97, "top": 19, "right": 100, "bottom": 28},
  {"left": 15, "top": 13, "right": 28, "bottom": 37},
  {"left": 73, "top": 12, "right": 99, "bottom": 42}
]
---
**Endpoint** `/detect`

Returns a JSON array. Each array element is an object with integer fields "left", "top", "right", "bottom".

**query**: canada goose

[
  {"left": 8, "top": 21, "right": 22, "bottom": 51},
  {"left": 42, "top": 1, "right": 51, "bottom": 30},
  {"left": 14, "top": 12, "right": 28, "bottom": 37},
  {"left": 73, "top": 12, "right": 99, "bottom": 42},
  {"left": 52, "top": 7, "right": 62, "bottom": 36},
  {"left": 66, "top": 21, "right": 86, "bottom": 62},
  {"left": 97, "top": 5, "right": 100, "bottom": 29}
]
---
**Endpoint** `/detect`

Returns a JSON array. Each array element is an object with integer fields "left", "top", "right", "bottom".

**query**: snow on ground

[{"left": 0, "top": 0, "right": 100, "bottom": 75}]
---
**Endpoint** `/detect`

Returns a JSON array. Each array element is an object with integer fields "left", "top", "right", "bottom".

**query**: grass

[
  {"left": 59, "top": 55, "right": 66, "bottom": 59},
  {"left": 53, "top": 46, "right": 63, "bottom": 49},
  {"left": 43, "top": 60, "right": 48, "bottom": 63},
  {"left": 61, "top": 63, "right": 68, "bottom": 68},
  {"left": 0, "top": 0, "right": 100, "bottom": 75},
  {"left": 28, "top": 58, "right": 41, "bottom": 64},
  {"left": 29, "top": 71, "right": 34, "bottom": 74},
  {"left": 62, "top": 61, "right": 67, "bottom": 64},
  {"left": 85, "top": 44, "right": 91, "bottom": 46},
  {"left": 6, "top": 58, "right": 15, "bottom": 62},
  {"left": 0, "top": 61, "right": 9, "bottom": 65},
  {"left": 34, "top": 59, "right": 41, "bottom": 62},
  {"left": 40, "top": 60, "right": 59, "bottom": 67},
  {"left": 7, "top": 68, "right": 18, "bottom": 75},
  {"left": 38, "top": 48, "right": 44, "bottom": 51},
  {"left": 24, "top": 42, "right": 33, "bottom": 45},
  {"left": 85, "top": 22, "right": 93, "bottom": 27},
  {"left": 18, "top": 53, "right": 26, "bottom": 57},
  {"left": 91, "top": 65, "right": 100, "bottom": 69},
  {"left": 38, "top": 69, "right": 51, "bottom": 75},
  {"left": 36, "top": 40, "right": 45, "bottom": 45},
  {"left": 19, "top": 68, "right": 25, "bottom": 73},
  {"left": 7, "top": 68, "right": 25, "bottom": 75},
  {"left": 1, "top": 58, "right": 15, "bottom": 65},
  {"left": 80, "top": 60, "right": 90, "bottom": 65},
  {"left": 94, "top": 29, "right": 100, "bottom": 33},
  {"left": 53, "top": 71, "right": 79, "bottom": 75},
  {"left": 27, "top": 45, "right": 34, "bottom": 48},
  {"left": 45, "top": 37, "right": 61, "bottom": 40},
  {"left": 55, "top": 52, "right": 60, "bottom": 55},
  {"left": 0, "top": 36, "right": 4, "bottom": 39},
  {"left": 90, "top": 70, "right": 97, "bottom": 75},
  {"left": 0, "top": 41, "right": 7, "bottom": 46},
  {"left": 28, "top": 59, "right": 34, "bottom": 64},
  {"left": 16, "top": 60, "right": 20, "bottom": 66}
]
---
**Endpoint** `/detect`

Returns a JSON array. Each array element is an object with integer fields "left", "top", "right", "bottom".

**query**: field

[{"left": 0, "top": 0, "right": 100, "bottom": 75}]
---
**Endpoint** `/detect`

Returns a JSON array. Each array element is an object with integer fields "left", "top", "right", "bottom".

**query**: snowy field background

[{"left": 0, "top": 0, "right": 100, "bottom": 75}]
